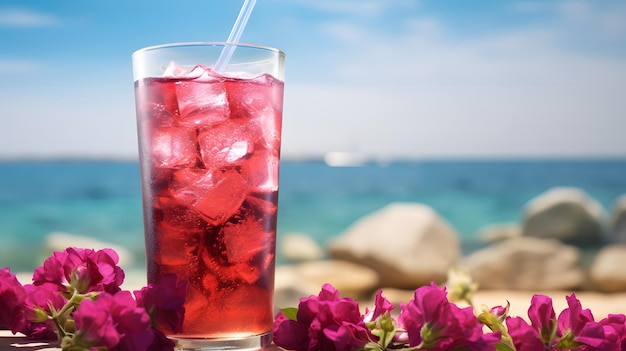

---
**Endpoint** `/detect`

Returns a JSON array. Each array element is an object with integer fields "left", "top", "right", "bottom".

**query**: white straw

[{"left": 214, "top": 0, "right": 258, "bottom": 72}]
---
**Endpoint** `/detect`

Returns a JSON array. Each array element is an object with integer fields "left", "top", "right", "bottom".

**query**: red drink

[{"left": 134, "top": 63, "right": 283, "bottom": 340}]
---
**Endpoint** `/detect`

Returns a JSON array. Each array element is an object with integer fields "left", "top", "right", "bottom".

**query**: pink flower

[
  {"left": 599, "top": 314, "right": 626, "bottom": 351},
  {"left": 273, "top": 283, "right": 372, "bottom": 351},
  {"left": 108, "top": 292, "right": 155, "bottom": 351},
  {"left": 33, "top": 247, "right": 125, "bottom": 294},
  {"left": 527, "top": 294, "right": 556, "bottom": 345},
  {"left": 506, "top": 316, "right": 545, "bottom": 351},
  {"left": 363, "top": 290, "right": 394, "bottom": 323},
  {"left": 0, "top": 267, "right": 27, "bottom": 334},
  {"left": 73, "top": 293, "right": 122, "bottom": 349},
  {"left": 74, "top": 291, "right": 155, "bottom": 351},
  {"left": 20, "top": 283, "right": 66, "bottom": 339},
  {"left": 556, "top": 293, "right": 619, "bottom": 351},
  {"left": 397, "top": 283, "right": 496, "bottom": 350},
  {"left": 134, "top": 273, "right": 188, "bottom": 334}
]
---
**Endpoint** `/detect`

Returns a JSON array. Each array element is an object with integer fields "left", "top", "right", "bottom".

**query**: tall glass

[{"left": 132, "top": 43, "right": 285, "bottom": 350}]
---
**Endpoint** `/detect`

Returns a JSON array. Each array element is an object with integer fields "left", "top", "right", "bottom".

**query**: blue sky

[{"left": 1, "top": 0, "right": 625, "bottom": 160}]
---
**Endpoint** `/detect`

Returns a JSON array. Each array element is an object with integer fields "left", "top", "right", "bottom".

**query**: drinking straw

[{"left": 214, "top": 0, "right": 257, "bottom": 72}]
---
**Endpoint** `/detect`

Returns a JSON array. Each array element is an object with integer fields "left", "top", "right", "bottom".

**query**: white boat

[{"left": 323, "top": 151, "right": 370, "bottom": 167}]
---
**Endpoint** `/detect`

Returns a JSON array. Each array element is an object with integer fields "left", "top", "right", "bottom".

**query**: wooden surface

[{"left": 0, "top": 331, "right": 57, "bottom": 351}]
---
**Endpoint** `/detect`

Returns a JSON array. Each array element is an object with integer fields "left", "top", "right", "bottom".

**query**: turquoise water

[{"left": 1, "top": 159, "right": 625, "bottom": 272}]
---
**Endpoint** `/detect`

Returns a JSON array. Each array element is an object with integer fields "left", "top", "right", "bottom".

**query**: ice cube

[
  {"left": 162, "top": 61, "right": 187, "bottom": 77},
  {"left": 155, "top": 223, "right": 202, "bottom": 266},
  {"left": 221, "top": 198, "right": 276, "bottom": 283},
  {"left": 185, "top": 65, "right": 222, "bottom": 81},
  {"left": 226, "top": 75, "right": 282, "bottom": 120},
  {"left": 169, "top": 168, "right": 207, "bottom": 191},
  {"left": 241, "top": 149, "right": 280, "bottom": 191},
  {"left": 226, "top": 77, "right": 283, "bottom": 151},
  {"left": 174, "top": 70, "right": 230, "bottom": 128},
  {"left": 220, "top": 284, "right": 273, "bottom": 325},
  {"left": 197, "top": 121, "right": 254, "bottom": 169},
  {"left": 154, "top": 201, "right": 208, "bottom": 231},
  {"left": 137, "top": 78, "right": 177, "bottom": 123},
  {"left": 150, "top": 126, "right": 199, "bottom": 168},
  {"left": 173, "top": 169, "right": 248, "bottom": 225}
]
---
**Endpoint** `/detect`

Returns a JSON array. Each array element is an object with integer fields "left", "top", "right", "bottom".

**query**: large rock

[
  {"left": 521, "top": 187, "right": 607, "bottom": 247},
  {"left": 274, "top": 260, "right": 380, "bottom": 310},
  {"left": 462, "top": 237, "right": 585, "bottom": 290},
  {"left": 589, "top": 244, "right": 626, "bottom": 292},
  {"left": 280, "top": 232, "right": 325, "bottom": 262},
  {"left": 611, "top": 195, "right": 626, "bottom": 243},
  {"left": 44, "top": 232, "right": 134, "bottom": 268},
  {"left": 479, "top": 222, "right": 521, "bottom": 243},
  {"left": 274, "top": 265, "right": 320, "bottom": 312},
  {"left": 327, "top": 202, "right": 461, "bottom": 289}
]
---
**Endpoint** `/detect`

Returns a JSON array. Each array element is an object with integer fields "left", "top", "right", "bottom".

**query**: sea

[{"left": 1, "top": 159, "right": 625, "bottom": 273}]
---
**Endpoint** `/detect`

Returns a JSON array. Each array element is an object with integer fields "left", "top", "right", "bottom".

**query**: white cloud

[
  {"left": 511, "top": 1, "right": 626, "bottom": 39},
  {"left": 280, "top": 1, "right": 626, "bottom": 158},
  {"left": 313, "top": 0, "right": 626, "bottom": 89},
  {"left": 0, "top": 7, "right": 58, "bottom": 27}
]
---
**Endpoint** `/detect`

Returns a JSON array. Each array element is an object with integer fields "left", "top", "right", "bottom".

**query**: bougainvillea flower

[
  {"left": 20, "top": 283, "right": 66, "bottom": 340},
  {"left": 273, "top": 283, "right": 372, "bottom": 351},
  {"left": 557, "top": 293, "right": 595, "bottom": 336},
  {"left": 506, "top": 316, "right": 545, "bottom": 351},
  {"left": 397, "top": 282, "right": 496, "bottom": 350},
  {"left": 32, "top": 247, "right": 125, "bottom": 294},
  {"left": 363, "top": 289, "right": 394, "bottom": 323},
  {"left": 600, "top": 314, "right": 626, "bottom": 351},
  {"left": 134, "top": 273, "right": 188, "bottom": 333},
  {"left": 73, "top": 293, "right": 121, "bottom": 349},
  {"left": 273, "top": 311, "right": 310, "bottom": 351},
  {"left": 108, "top": 291, "right": 155, "bottom": 351},
  {"left": 527, "top": 294, "right": 556, "bottom": 344},
  {"left": 74, "top": 291, "right": 155, "bottom": 351},
  {"left": 0, "top": 267, "right": 27, "bottom": 334},
  {"left": 556, "top": 293, "right": 619, "bottom": 351},
  {"left": 397, "top": 282, "right": 450, "bottom": 348}
]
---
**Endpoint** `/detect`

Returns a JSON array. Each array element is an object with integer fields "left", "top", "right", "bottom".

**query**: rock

[
  {"left": 274, "top": 265, "right": 320, "bottom": 311},
  {"left": 479, "top": 222, "right": 522, "bottom": 243},
  {"left": 462, "top": 237, "right": 585, "bottom": 291},
  {"left": 589, "top": 244, "right": 626, "bottom": 292},
  {"left": 274, "top": 260, "right": 380, "bottom": 310},
  {"left": 327, "top": 202, "right": 461, "bottom": 289},
  {"left": 611, "top": 195, "right": 626, "bottom": 243},
  {"left": 280, "top": 232, "right": 325, "bottom": 262},
  {"left": 521, "top": 187, "right": 607, "bottom": 247},
  {"left": 296, "top": 260, "right": 380, "bottom": 297},
  {"left": 44, "top": 232, "right": 134, "bottom": 268}
]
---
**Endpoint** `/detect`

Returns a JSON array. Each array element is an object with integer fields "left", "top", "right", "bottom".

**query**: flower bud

[
  {"left": 71, "top": 265, "right": 93, "bottom": 294},
  {"left": 29, "top": 306, "right": 49, "bottom": 323},
  {"left": 445, "top": 266, "right": 478, "bottom": 305}
]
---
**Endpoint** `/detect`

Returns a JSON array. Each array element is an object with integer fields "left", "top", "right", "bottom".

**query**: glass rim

[{"left": 132, "top": 41, "right": 285, "bottom": 58}]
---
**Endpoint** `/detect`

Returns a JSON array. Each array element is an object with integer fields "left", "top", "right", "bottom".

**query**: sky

[{"left": 1, "top": 0, "right": 625, "bottom": 160}]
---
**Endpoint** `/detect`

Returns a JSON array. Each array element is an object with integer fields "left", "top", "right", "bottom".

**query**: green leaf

[{"left": 280, "top": 307, "right": 299, "bottom": 321}]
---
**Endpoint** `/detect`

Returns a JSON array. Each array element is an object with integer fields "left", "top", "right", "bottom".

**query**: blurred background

[{"left": 1, "top": 0, "right": 625, "bottom": 272}]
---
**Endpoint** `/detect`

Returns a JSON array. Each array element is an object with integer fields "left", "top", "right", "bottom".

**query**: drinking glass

[{"left": 132, "top": 42, "right": 285, "bottom": 350}]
